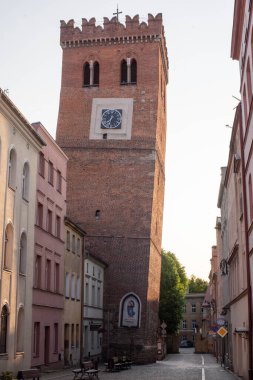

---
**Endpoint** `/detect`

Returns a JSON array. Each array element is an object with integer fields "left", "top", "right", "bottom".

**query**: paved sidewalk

[{"left": 40, "top": 351, "right": 241, "bottom": 380}]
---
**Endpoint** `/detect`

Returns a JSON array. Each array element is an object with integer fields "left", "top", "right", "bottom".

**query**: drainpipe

[
  {"left": 80, "top": 235, "right": 85, "bottom": 365},
  {"left": 238, "top": 103, "right": 253, "bottom": 380}
]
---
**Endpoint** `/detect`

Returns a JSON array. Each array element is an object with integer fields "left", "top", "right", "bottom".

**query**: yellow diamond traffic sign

[{"left": 217, "top": 326, "right": 228, "bottom": 338}]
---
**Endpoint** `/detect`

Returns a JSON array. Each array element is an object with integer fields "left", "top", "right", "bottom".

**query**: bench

[
  {"left": 104, "top": 356, "right": 132, "bottom": 372},
  {"left": 17, "top": 369, "right": 40, "bottom": 380},
  {"left": 72, "top": 361, "right": 99, "bottom": 380}
]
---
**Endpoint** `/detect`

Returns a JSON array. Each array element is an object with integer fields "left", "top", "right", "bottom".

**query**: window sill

[
  {"left": 83, "top": 84, "right": 99, "bottom": 88},
  {"left": 120, "top": 82, "right": 137, "bottom": 86},
  {"left": 0, "top": 353, "right": 8, "bottom": 359},
  {"left": 3, "top": 268, "right": 12, "bottom": 273},
  {"left": 16, "top": 351, "right": 24, "bottom": 357}
]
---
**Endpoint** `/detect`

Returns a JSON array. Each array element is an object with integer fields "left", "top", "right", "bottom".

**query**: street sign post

[{"left": 217, "top": 326, "right": 228, "bottom": 338}]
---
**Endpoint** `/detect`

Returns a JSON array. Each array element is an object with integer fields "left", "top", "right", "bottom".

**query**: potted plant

[{"left": 1, "top": 371, "right": 13, "bottom": 380}]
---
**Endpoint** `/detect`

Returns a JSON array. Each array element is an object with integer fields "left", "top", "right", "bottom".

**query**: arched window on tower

[
  {"left": 93, "top": 61, "right": 99, "bottom": 86},
  {"left": 8, "top": 148, "right": 17, "bottom": 189},
  {"left": 19, "top": 232, "right": 27, "bottom": 275},
  {"left": 4, "top": 223, "right": 13, "bottom": 270},
  {"left": 120, "top": 58, "right": 137, "bottom": 85},
  {"left": 16, "top": 307, "right": 24, "bottom": 352},
  {"left": 131, "top": 59, "right": 137, "bottom": 84},
  {"left": 0, "top": 305, "right": 8, "bottom": 354},
  {"left": 22, "top": 162, "right": 29, "bottom": 201},
  {"left": 83, "top": 62, "right": 90, "bottom": 87},
  {"left": 121, "top": 59, "right": 127, "bottom": 84}
]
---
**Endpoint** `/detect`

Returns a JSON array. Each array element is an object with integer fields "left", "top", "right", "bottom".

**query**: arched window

[
  {"left": 93, "top": 61, "right": 99, "bottom": 86},
  {"left": 8, "top": 148, "right": 17, "bottom": 189},
  {"left": 16, "top": 307, "right": 24, "bottom": 352},
  {"left": 120, "top": 58, "right": 137, "bottom": 85},
  {"left": 0, "top": 305, "right": 8, "bottom": 353},
  {"left": 4, "top": 223, "right": 13, "bottom": 270},
  {"left": 131, "top": 59, "right": 137, "bottom": 84},
  {"left": 243, "top": 85, "right": 248, "bottom": 124},
  {"left": 121, "top": 60, "right": 127, "bottom": 84},
  {"left": 249, "top": 174, "right": 253, "bottom": 221},
  {"left": 22, "top": 162, "right": 29, "bottom": 201},
  {"left": 246, "top": 59, "right": 252, "bottom": 105},
  {"left": 19, "top": 232, "right": 27, "bottom": 275},
  {"left": 83, "top": 62, "right": 90, "bottom": 86}
]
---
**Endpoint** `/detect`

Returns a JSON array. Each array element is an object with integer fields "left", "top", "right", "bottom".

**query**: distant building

[
  {"left": 83, "top": 255, "right": 106, "bottom": 360},
  {"left": 180, "top": 292, "right": 205, "bottom": 346},
  {"left": 0, "top": 90, "right": 44, "bottom": 372},
  {"left": 64, "top": 217, "right": 85, "bottom": 366},
  {"left": 32, "top": 122, "right": 68, "bottom": 368}
]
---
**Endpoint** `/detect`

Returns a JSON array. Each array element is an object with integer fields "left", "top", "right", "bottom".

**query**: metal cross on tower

[{"left": 113, "top": 4, "right": 122, "bottom": 22}]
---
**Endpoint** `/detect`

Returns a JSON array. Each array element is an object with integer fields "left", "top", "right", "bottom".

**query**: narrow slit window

[
  {"left": 93, "top": 61, "right": 99, "bottom": 86},
  {"left": 121, "top": 59, "right": 127, "bottom": 84},
  {"left": 131, "top": 59, "right": 137, "bottom": 84},
  {"left": 95, "top": 210, "right": 100, "bottom": 220},
  {"left": 83, "top": 62, "right": 90, "bottom": 86}
]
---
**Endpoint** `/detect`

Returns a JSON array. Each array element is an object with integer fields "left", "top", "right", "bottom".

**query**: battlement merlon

[
  {"left": 60, "top": 14, "right": 163, "bottom": 39},
  {"left": 60, "top": 13, "right": 169, "bottom": 79}
]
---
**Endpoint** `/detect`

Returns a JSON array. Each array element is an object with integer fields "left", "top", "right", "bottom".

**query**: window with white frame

[
  {"left": 76, "top": 276, "right": 80, "bottom": 301},
  {"left": 8, "top": 148, "right": 17, "bottom": 189},
  {"left": 192, "top": 320, "right": 197, "bottom": 329},
  {"left": 65, "top": 272, "right": 70, "bottom": 298},
  {"left": 22, "top": 162, "right": 29, "bottom": 201},
  {"left": 19, "top": 232, "right": 27, "bottom": 275},
  {"left": 191, "top": 303, "right": 196, "bottom": 313},
  {"left": 71, "top": 274, "right": 75, "bottom": 300}
]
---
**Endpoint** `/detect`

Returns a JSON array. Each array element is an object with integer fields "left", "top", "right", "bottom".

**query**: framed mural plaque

[{"left": 119, "top": 293, "right": 141, "bottom": 328}]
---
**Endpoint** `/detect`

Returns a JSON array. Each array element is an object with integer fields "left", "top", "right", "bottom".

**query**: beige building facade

[
  {"left": 64, "top": 217, "right": 85, "bottom": 366},
  {"left": 0, "top": 90, "right": 44, "bottom": 372},
  {"left": 180, "top": 292, "right": 205, "bottom": 346}
]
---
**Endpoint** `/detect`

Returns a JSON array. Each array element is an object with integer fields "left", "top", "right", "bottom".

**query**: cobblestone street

[{"left": 41, "top": 349, "right": 240, "bottom": 380}]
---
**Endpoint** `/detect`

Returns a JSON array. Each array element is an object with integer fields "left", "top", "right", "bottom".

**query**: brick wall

[{"left": 56, "top": 14, "right": 168, "bottom": 363}]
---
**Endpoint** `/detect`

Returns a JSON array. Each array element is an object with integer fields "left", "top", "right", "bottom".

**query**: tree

[
  {"left": 188, "top": 275, "right": 208, "bottom": 293},
  {"left": 159, "top": 250, "right": 188, "bottom": 335}
]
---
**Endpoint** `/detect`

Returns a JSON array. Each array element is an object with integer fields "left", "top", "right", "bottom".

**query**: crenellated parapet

[
  {"left": 60, "top": 13, "right": 168, "bottom": 73},
  {"left": 60, "top": 13, "right": 163, "bottom": 40}
]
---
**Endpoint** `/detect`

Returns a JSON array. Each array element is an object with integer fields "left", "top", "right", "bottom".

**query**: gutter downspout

[
  {"left": 80, "top": 235, "right": 85, "bottom": 365},
  {"left": 238, "top": 103, "right": 253, "bottom": 380}
]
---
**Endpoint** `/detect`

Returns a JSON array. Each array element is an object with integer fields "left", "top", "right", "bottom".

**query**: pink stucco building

[{"left": 31, "top": 122, "right": 67, "bottom": 368}]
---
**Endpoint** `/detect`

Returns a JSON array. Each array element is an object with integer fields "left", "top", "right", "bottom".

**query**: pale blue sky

[{"left": 0, "top": 0, "right": 239, "bottom": 279}]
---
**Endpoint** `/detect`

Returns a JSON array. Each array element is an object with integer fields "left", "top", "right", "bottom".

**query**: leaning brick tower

[{"left": 56, "top": 13, "right": 168, "bottom": 363}]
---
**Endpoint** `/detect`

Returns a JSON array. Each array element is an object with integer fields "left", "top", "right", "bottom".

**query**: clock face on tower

[{"left": 101, "top": 109, "right": 122, "bottom": 129}]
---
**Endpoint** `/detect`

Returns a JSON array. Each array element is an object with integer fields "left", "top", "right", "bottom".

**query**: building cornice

[{"left": 231, "top": 0, "right": 246, "bottom": 60}]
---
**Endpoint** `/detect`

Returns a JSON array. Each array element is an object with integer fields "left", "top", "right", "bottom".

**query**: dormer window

[
  {"left": 121, "top": 58, "right": 137, "bottom": 85},
  {"left": 83, "top": 61, "right": 100, "bottom": 87}
]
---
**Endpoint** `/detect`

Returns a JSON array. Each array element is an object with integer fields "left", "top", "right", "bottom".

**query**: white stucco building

[{"left": 83, "top": 255, "right": 105, "bottom": 360}]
